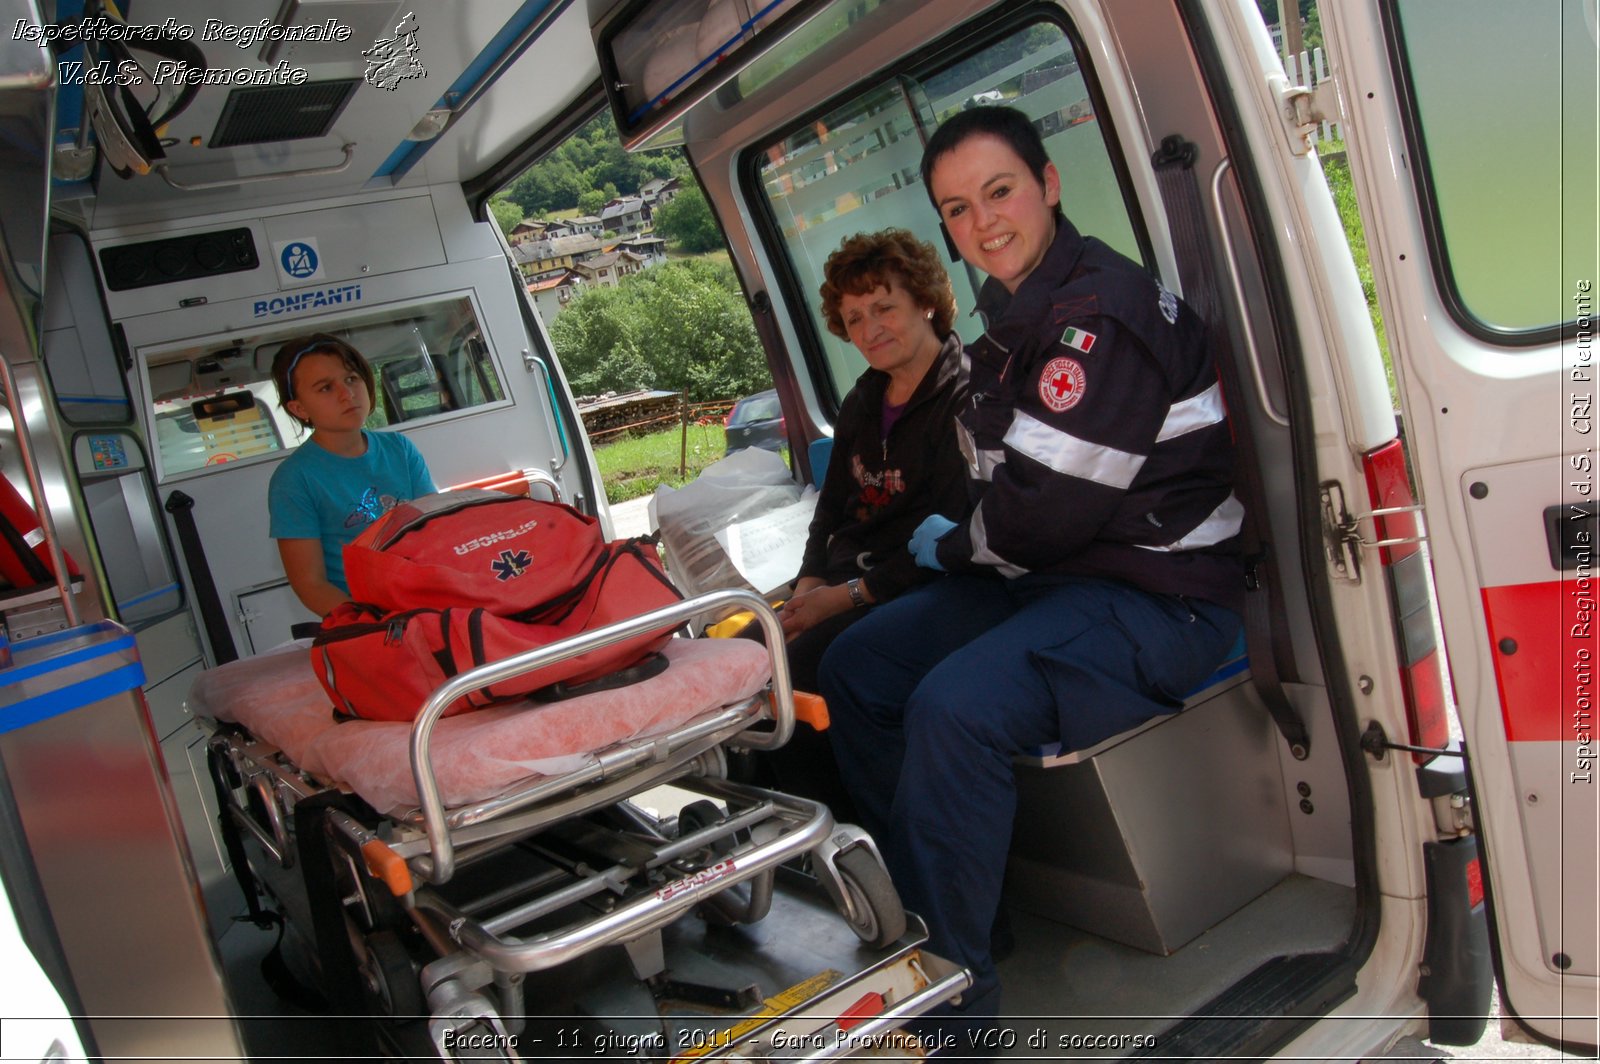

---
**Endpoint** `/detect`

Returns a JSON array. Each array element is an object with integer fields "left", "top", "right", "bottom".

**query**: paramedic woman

[
  {"left": 267, "top": 333, "right": 437, "bottom": 617},
  {"left": 818, "top": 107, "right": 1245, "bottom": 1023},
  {"left": 762, "top": 229, "right": 968, "bottom": 815}
]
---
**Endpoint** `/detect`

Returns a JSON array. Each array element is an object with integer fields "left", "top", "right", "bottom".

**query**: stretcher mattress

[{"left": 188, "top": 637, "right": 772, "bottom": 814}]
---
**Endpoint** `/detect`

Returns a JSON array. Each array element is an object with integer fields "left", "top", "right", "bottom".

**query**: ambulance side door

[{"left": 1322, "top": 0, "right": 1598, "bottom": 1047}]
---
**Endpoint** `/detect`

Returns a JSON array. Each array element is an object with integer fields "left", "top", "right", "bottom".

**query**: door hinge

[{"left": 1272, "top": 72, "right": 1341, "bottom": 156}]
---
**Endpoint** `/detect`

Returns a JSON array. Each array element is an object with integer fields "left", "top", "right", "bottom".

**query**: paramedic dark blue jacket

[{"left": 936, "top": 215, "right": 1245, "bottom": 611}]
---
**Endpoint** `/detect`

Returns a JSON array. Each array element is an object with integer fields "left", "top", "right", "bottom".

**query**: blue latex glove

[{"left": 909, "top": 514, "right": 958, "bottom": 570}]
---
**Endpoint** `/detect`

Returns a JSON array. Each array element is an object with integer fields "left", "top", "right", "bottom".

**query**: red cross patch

[{"left": 1039, "top": 356, "right": 1086, "bottom": 412}]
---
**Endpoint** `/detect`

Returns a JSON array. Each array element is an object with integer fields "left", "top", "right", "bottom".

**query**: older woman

[
  {"left": 761, "top": 228, "right": 968, "bottom": 815},
  {"left": 779, "top": 228, "right": 967, "bottom": 674}
]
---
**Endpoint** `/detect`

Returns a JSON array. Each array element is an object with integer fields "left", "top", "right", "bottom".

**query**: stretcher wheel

[
  {"left": 678, "top": 800, "right": 768, "bottom": 926},
  {"left": 835, "top": 846, "right": 906, "bottom": 949},
  {"left": 359, "top": 929, "right": 425, "bottom": 1019},
  {"left": 677, "top": 800, "right": 736, "bottom": 855}
]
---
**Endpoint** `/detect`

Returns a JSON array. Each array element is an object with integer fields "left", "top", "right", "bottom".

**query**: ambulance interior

[{"left": 0, "top": 0, "right": 1477, "bottom": 1058}]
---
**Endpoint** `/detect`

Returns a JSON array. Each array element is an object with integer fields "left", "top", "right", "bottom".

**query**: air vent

[
  {"left": 210, "top": 78, "right": 360, "bottom": 148},
  {"left": 99, "top": 228, "right": 259, "bottom": 291}
]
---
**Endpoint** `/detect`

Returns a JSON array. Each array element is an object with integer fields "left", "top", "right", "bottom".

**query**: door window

[
  {"left": 1390, "top": 0, "right": 1598, "bottom": 336},
  {"left": 752, "top": 16, "right": 1146, "bottom": 403}
]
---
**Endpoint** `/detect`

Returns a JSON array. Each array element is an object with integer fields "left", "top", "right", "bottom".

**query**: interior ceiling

[{"left": 74, "top": 0, "right": 601, "bottom": 227}]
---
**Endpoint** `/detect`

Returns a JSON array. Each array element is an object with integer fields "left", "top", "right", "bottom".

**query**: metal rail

[
  {"left": 418, "top": 790, "right": 830, "bottom": 973},
  {"left": 1209, "top": 157, "right": 1291, "bottom": 427},
  {"left": 0, "top": 358, "right": 80, "bottom": 625},
  {"left": 408, "top": 587, "right": 793, "bottom": 884}
]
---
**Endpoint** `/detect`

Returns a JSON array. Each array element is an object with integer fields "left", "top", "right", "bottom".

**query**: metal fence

[{"left": 1285, "top": 46, "right": 1341, "bottom": 144}]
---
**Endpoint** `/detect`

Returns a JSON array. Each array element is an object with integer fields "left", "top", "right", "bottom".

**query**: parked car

[{"left": 723, "top": 389, "right": 786, "bottom": 454}]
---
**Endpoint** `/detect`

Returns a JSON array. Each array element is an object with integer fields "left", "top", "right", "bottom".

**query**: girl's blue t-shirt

[{"left": 268, "top": 430, "right": 437, "bottom": 592}]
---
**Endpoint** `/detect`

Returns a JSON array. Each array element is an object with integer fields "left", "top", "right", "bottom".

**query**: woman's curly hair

[{"left": 819, "top": 229, "right": 956, "bottom": 340}]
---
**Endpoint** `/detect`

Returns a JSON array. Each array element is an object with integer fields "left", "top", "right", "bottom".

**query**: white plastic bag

[{"left": 651, "top": 448, "right": 815, "bottom": 601}]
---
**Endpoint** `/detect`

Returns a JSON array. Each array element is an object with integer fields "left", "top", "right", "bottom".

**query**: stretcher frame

[{"left": 201, "top": 588, "right": 957, "bottom": 1058}]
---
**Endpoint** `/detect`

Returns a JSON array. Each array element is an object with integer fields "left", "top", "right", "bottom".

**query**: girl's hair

[
  {"left": 269, "top": 333, "right": 377, "bottom": 429},
  {"left": 919, "top": 105, "right": 1051, "bottom": 209},
  {"left": 818, "top": 228, "right": 957, "bottom": 339}
]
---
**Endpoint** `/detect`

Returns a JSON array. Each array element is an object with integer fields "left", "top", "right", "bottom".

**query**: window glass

[
  {"left": 142, "top": 294, "right": 505, "bottom": 479},
  {"left": 735, "top": 0, "right": 894, "bottom": 99},
  {"left": 754, "top": 18, "right": 1144, "bottom": 402},
  {"left": 1394, "top": 0, "right": 1598, "bottom": 333}
]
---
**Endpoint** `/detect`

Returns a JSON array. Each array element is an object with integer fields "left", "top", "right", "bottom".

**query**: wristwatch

[{"left": 846, "top": 578, "right": 866, "bottom": 607}]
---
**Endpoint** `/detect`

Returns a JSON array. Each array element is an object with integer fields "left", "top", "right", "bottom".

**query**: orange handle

[
  {"left": 361, "top": 839, "right": 415, "bottom": 897},
  {"left": 792, "top": 690, "right": 830, "bottom": 731}
]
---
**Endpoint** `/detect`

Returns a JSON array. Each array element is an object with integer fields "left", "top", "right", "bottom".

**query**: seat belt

[
  {"left": 1151, "top": 135, "right": 1310, "bottom": 760},
  {"left": 164, "top": 490, "right": 239, "bottom": 665}
]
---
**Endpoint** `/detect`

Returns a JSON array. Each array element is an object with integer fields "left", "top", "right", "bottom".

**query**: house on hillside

[
  {"left": 600, "top": 197, "right": 649, "bottom": 235},
  {"left": 616, "top": 234, "right": 667, "bottom": 267},
  {"left": 508, "top": 219, "right": 547, "bottom": 245},
  {"left": 527, "top": 269, "right": 584, "bottom": 321},
  {"left": 574, "top": 249, "right": 649, "bottom": 287},
  {"left": 640, "top": 176, "right": 683, "bottom": 208},
  {"left": 569, "top": 215, "right": 604, "bottom": 237},
  {"left": 514, "top": 232, "right": 603, "bottom": 279}
]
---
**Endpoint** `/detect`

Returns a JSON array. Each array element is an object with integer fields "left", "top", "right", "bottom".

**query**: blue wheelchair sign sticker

[{"left": 273, "top": 238, "right": 323, "bottom": 283}]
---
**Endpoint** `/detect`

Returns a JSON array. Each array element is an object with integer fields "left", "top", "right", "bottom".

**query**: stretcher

[{"left": 191, "top": 588, "right": 968, "bottom": 1060}]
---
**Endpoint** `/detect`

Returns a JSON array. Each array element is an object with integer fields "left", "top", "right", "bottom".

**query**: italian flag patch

[{"left": 1061, "top": 326, "right": 1097, "bottom": 353}]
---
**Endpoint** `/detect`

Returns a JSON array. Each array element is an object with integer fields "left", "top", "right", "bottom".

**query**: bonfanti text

[{"left": 254, "top": 284, "right": 363, "bottom": 318}]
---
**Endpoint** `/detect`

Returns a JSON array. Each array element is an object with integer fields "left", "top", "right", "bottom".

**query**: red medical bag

[{"left": 313, "top": 491, "right": 681, "bottom": 721}]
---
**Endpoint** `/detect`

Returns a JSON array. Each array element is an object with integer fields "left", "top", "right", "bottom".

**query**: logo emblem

[
  {"left": 1157, "top": 282, "right": 1179, "bottom": 325},
  {"left": 1060, "top": 326, "right": 1097, "bottom": 354},
  {"left": 364, "top": 12, "right": 426, "bottom": 91},
  {"left": 280, "top": 241, "right": 319, "bottom": 279},
  {"left": 491, "top": 549, "right": 533, "bottom": 582},
  {"left": 1039, "top": 357, "right": 1086, "bottom": 412}
]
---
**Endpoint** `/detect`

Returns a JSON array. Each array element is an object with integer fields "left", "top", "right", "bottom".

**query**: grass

[
  {"left": 667, "top": 247, "right": 732, "bottom": 269},
  {"left": 594, "top": 422, "right": 732, "bottom": 503}
]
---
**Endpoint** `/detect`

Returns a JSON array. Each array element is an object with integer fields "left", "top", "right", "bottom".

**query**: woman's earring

[{"left": 925, "top": 310, "right": 934, "bottom": 320}]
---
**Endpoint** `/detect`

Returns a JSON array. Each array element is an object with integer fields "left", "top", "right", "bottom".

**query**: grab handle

[{"left": 1208, "top": 157, "right": 1290, "bottom": 427}]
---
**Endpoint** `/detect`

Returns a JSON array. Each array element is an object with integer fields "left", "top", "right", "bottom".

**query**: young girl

[{"left": 267, "top": 333, "right": 436, "bottom": 616}]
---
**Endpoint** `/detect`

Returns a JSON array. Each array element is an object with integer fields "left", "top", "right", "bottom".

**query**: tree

[
  {"left": 578, "top": 188, "right": 609, "bottom": 216},
  {"left": 491, "top": 111, "right": 694, "bottom": 219},
  {"left": 652, "top": 185, "right": 723, "bottom": 254},
  {"left": 547, "top": 259, "right": 768, "bottom": 402},
  {"left": 488, "top": 197, "right": 522, "bottom": 236}
]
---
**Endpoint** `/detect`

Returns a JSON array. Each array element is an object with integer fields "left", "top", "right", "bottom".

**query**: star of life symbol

[
  {"left": 491, "top": 548, "right": 533, "bottom": 582},
  {"left": 364, "top": 12, "right": 425, "bottom": 91},
  {"left": 1039, "top": 356, "right": 1086, "bottom": 412}
]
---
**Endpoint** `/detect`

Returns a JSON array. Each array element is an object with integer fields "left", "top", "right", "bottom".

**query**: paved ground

[{"left": 608, "top": 494, "right": 653, "bottom": 539}]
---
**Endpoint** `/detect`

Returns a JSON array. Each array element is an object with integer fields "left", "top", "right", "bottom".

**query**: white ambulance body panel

[{"left": 1321, "top": 0, "right": 1599, "bottom": 1046}]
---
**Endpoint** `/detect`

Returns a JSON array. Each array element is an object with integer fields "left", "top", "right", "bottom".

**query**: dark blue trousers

[{"left": 818, "top": 573, "right": 1241, "bottom": 1013}]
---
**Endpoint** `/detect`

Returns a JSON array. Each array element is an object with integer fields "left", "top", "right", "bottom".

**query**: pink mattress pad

[{"left": 188, "top": 637, "right": 772, "bottom": 814}]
